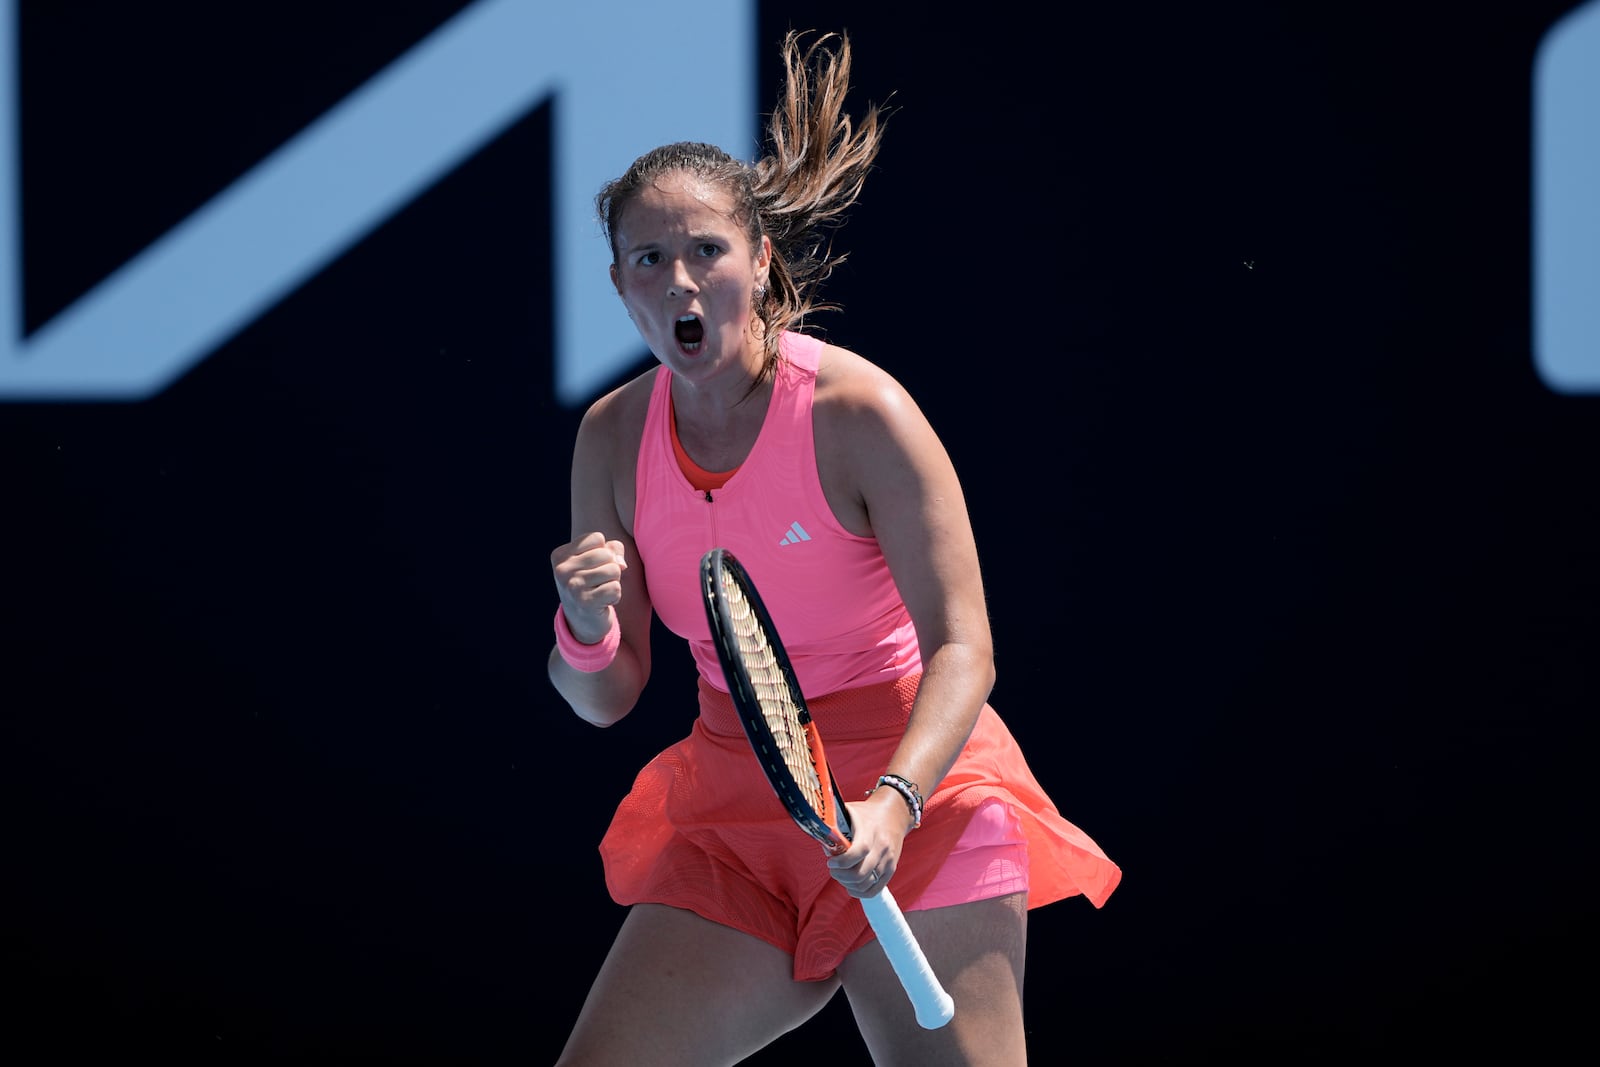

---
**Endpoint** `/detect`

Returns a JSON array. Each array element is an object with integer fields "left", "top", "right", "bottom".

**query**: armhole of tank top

[{"left": 796, "top": 340, "right": 876, "bottom": 545}]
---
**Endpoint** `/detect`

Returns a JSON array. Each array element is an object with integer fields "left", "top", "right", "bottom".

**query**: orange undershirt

[{"left": 670, "top": 400, "right": 737, "bottom": 492}]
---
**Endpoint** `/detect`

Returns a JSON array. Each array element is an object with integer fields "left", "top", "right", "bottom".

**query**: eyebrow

[{"left": 621, "top": 229, "right": 726, "bottom": 253}]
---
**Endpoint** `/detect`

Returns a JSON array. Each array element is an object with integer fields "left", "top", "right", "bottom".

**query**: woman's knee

[{"left": 837, "top": 894, "right": 1030, "bottom": 1066}]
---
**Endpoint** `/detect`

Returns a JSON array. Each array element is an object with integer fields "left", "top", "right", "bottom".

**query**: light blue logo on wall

[
  {"left": 1534, "top": 0, "right": 1600, "bottom": 395},
  {"left": 0, "top": 0, "right": 754, "bottom": 404}
]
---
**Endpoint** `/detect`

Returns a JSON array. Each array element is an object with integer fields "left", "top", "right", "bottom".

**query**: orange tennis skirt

[{"left": 599, "top": 672, "right": 1122, "bottom": 981}]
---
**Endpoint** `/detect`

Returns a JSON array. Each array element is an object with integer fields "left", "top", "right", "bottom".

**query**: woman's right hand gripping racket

[{"left": 700, "top": 547, "right": 956, "bottom": 1030}]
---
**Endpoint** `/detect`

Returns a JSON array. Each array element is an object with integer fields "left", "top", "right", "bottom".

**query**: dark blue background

[{"left": 5, "top": 2, "right": 1594, "bottom": 1061}]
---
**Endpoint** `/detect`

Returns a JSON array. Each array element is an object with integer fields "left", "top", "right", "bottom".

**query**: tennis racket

[{"left": 700, "top": 547, "right": 955, "bottom": 1030}]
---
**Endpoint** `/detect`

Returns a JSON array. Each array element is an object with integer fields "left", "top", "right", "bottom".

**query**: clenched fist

[{"left": 552, "top": 531, "right": 628, "bottom": 643}]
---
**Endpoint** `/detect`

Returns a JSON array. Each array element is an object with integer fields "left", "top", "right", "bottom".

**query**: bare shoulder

[
  {"left": 571, "top": 366, "right": 659, "bottom": 533},
  {"left": 578, "top": 366, "right": 658, "bottom": 445},
  {"left": 813, "top": 342, "right": 931, "bottom": 446},
  {"left": 812, "top": 342, "right": 951, "bottom": 537}
]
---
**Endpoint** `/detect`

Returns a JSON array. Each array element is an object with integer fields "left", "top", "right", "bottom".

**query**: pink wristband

[{"left": 554, "top": 605, "right": 621, "bottom": 672}]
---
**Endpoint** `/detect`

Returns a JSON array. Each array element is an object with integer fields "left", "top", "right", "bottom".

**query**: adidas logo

[{"left": 778, "top": 521, "right": 812, "bottom": 546}]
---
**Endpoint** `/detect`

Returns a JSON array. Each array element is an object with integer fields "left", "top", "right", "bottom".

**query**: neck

[{"left": 669, "top": 367, "right": 774, "bottom": 473}]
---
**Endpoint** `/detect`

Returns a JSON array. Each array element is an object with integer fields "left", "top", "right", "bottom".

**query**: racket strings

[{"left": 722, "top": 576, "right": 828, "bottom": 810}]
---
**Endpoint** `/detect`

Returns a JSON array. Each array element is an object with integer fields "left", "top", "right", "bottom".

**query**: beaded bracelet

[
  {"left": 553, "top": 605, "right": 620, "bottom": 673},
  {"left": 867, "top": 773, "right": 924, "bottom": 830}
]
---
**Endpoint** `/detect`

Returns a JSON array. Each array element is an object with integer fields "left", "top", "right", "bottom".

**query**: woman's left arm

[{"left": 819, "top": 354, "right": 996, "bottom": 894}]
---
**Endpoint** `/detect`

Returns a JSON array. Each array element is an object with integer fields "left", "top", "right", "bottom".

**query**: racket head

[{"left": 701, "top": 547, "right": 853, "bottom": 854}]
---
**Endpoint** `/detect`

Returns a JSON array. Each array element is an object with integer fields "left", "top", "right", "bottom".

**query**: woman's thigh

[
  {"left": 557, "top": 903, "right": 841, "bottom": 1067},
  {"left": 837, "top": 892, "right": 1029, "bottom": 1067}
]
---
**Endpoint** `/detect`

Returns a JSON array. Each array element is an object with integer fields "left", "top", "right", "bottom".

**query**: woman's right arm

[{"left": 548, "top": 397, "right": 653, "bottom": 727}]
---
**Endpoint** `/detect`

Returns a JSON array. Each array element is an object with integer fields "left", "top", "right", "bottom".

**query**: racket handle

[{"left": 860, "top": 888, "right": 956, "bottom": 1029}]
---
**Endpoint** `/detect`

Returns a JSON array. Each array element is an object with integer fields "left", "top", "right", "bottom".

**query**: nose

[{"left": 666, "top": 260, "right": 696, "bottom": 299}]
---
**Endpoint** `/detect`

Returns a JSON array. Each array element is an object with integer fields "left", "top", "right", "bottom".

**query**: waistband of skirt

[{"left": 696, "top": 671, "right": 920, "bottom": 741}]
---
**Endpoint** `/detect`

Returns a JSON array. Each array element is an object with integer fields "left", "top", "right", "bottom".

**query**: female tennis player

[{"left": 548, "top": 31, "right": 1121, "bottom": 1065}]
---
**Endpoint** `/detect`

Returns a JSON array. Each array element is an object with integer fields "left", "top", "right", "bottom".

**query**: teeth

[{"left": 678, "top": 315, "right": 697, "bottom": 322}]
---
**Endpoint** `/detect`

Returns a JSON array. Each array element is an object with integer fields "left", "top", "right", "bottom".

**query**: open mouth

[{"left": 674, "top": 315, "right": 705, "bottom": 353}]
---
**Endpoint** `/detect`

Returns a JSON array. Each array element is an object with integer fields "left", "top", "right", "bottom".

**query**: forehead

[{"left": 614, "top": 172, "right": 741, "bottom": 247}]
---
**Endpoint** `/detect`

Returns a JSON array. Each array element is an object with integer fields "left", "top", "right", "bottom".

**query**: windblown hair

[{"left": 596, "top": 30, "right": 888, "bottom": 376}]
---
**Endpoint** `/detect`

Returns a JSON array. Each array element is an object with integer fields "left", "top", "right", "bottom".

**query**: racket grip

[{"left": 860, "top": 888, "right": 956, "bottom": 1029}]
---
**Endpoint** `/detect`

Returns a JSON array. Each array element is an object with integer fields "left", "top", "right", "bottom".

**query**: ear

[
  {"left": 609, "top": 262, "right": 622, "bottom": 295},
  {"left": 755, "top": 235, "right": 772, "bottom": 286}
]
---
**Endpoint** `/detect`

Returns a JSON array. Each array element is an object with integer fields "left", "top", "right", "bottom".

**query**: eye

[
  {"left": 636, "top": 251, "right": 661, "bottom": 267},
  {"left": 696, "top": 242, "right": 722, "bottom": 258}
]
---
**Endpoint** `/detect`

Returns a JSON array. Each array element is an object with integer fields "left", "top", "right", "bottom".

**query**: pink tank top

[{"left": 634, "top": 331, "right": 922, "bottom": 697}]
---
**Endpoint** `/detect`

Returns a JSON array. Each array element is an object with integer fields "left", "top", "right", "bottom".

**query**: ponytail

[{"left": 750, "top": 30, "right": 888, "bottom": 364}]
